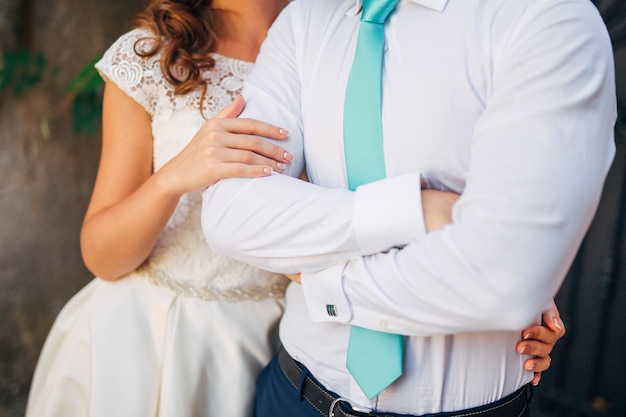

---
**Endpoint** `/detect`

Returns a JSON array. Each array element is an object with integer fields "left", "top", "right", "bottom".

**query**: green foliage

[
  {"left": 0, "top": 48, "right": 104, "bottom": 137},
  {"left": 0, "top": 48, "right": 47, "bottom": 95},
  {"left": 69, "top": 89, "right": 103, "bottom": 136},
  {"left": 66, "top": 57, "right": 104, "bottom": 135}
]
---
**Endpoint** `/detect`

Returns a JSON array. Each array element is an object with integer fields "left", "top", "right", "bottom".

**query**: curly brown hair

[{"left": 133, "top": 0, "right": 223, "bottom": 100}]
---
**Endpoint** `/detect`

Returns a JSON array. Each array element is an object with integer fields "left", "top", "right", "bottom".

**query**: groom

[{"left": 201, "top": 0, "right": 616, "bottom": 416}]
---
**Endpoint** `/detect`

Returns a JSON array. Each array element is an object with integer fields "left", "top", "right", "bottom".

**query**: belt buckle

[{"left": 329, "top": 397, "right": 354, "bottom": 417}]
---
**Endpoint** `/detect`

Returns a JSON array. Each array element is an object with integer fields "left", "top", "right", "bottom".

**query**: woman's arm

[{"left": 80, "top": 85, "right": 291, "bottom": 281}]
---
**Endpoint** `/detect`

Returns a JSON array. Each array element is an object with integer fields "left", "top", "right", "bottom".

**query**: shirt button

[{"left": 379, "top": 320, "right": 389, "bottom": 329}]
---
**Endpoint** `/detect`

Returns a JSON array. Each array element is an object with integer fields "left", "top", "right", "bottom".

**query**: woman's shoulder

[
  {"left": 95, "top": 28, "right": 161, "bottom": 77},
  {"left": 94, "top": 28, "right": 165, "bottom": 114}
]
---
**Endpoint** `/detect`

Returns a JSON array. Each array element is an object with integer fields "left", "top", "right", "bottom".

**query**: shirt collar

[{"left": 347, "top": 0, "right": 449, "bottom": 16}]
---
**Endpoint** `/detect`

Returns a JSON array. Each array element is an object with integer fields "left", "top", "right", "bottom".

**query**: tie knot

[{"left": 361, "top": 0, "right": 400, "bottom": 24}]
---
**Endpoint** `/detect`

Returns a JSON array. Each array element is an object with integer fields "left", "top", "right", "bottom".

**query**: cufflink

[{"left": 326, "top": 304, "right": 337, "bottom": 317}]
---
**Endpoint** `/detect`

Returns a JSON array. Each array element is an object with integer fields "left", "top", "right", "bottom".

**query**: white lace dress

[{"left": 26, "top": 29, "right": 288, "bottom": 417}]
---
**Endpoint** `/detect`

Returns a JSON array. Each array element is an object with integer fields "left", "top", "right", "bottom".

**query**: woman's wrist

[{"left": 151, "top": 167, "right": 187, "bottom": 202}]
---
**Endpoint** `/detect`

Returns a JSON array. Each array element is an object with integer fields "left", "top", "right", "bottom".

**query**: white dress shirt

[{"left": 201, "top": 0, "right": 616, "bottom": 413}]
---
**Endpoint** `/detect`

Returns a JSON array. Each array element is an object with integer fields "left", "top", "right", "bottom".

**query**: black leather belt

[{"left": 277, "top": 346, "right": 531, "bottom": 417}]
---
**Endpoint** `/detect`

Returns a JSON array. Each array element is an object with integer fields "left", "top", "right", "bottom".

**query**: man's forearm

[{"left": 201, "top": 171, "right": 426, "bottom": 273}]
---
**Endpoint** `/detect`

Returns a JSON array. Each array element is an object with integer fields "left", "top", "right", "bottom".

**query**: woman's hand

[
  {"left": 517, "top": 299, "right": 566, "bottom": 385},
  {"left": 284, "top": 273, "right": 302, "bottom": 284},
  {"left": 82, "top": 89, "right": 293, "bottom": 281},
  {"left": 157, "top": 95, "right": 294, "bottom": 195}
]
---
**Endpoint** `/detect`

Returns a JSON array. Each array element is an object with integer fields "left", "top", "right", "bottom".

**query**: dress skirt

[{"left": 26, "top": 274, "right": 284, "bottom": 417}]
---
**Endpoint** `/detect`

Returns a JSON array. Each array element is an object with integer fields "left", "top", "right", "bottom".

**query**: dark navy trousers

[{"left": 255, "top": 352, "right": 531, "bottom": 417}]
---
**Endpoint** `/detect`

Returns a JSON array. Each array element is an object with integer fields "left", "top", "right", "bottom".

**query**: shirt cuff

[
  {"left": 354, "top": 172, "right": 426, "bottom": 255},
  {"left": 301, "top": 262, "right": 351, "bottom": 323}
]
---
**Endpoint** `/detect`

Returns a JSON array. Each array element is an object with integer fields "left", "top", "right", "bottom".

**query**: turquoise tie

[{"left": 343, "top": 0, "right": 403, "bottom": 400}]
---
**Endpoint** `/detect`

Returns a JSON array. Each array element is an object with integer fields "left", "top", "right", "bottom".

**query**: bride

[
  {"left": 25, "top": 0, "right": 564, "bottom": 416},
  {"left": 26, "top": 1, "right": 291, "bottom": 416}
]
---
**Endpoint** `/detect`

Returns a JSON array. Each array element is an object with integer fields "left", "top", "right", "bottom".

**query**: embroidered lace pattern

[{"left": 95, "top": 29, "right": 288, "bottom": 302}]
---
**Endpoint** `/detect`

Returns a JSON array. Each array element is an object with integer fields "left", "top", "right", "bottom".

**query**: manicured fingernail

[
  {"left": 526, "top": 364, "right": 535, "bottom": 371},
  {"left": 283, "top": 151, "right": 293, "bottom": 161},
  {"left": 279, "top": 128, "right": 289, "bottom": 136},
  {"left": 276, "top": 163, "right": 286, "bottom": 171},
  {"left": 532, "top": 380, "right": 539, "bottom": 386},
  {"left": 552, "top": 317, "right": 563, "bottom": 331},
  {"left": 263, "top": 167, "right": 272, "bottom": 174},
  {"left": 519, "top": 345, "right": 528, "bottom": 354},
  {"left": 523, "top": 333, "right": 532, "bottom": 340}
]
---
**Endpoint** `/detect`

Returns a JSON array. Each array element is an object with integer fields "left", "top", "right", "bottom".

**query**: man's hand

[
  {"left": 284, "top": 189, "right": 460, "bottom": 285},
  {"left": 421, "top": 189, "right": 460, "bottom": 233}
]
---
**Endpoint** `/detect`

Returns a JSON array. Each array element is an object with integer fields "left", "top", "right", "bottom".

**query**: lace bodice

[{"left": 95, "top": 29, "right": 288, "bottom": 302}]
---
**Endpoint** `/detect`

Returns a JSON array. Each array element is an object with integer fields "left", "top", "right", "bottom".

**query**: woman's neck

[{"left": 212, "top": 0, "right": 289, "bottom": 62}]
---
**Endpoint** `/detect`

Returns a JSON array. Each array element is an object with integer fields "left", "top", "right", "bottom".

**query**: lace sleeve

[{"left": 95, "top": 28, "right": 160, "bottom": 116}]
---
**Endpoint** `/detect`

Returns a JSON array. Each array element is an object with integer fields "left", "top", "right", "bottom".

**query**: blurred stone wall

[{"left": 0, "top": 0, "right": 142, "bottom": 415}]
